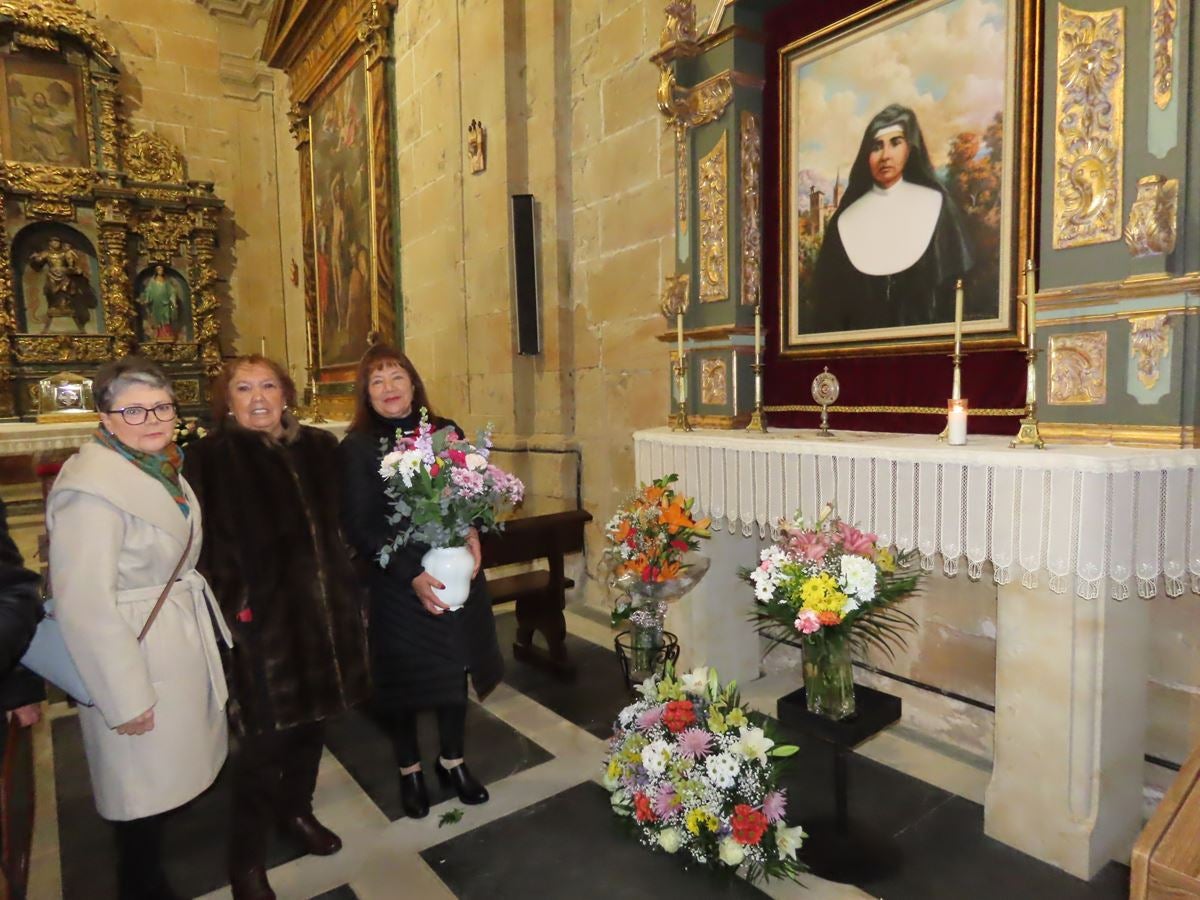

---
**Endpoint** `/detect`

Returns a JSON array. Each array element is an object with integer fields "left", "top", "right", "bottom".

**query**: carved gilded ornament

[
  {"left": 700, "top": 358, "right": 728, "bottom": 406},
  {"left": 25, "top": 198, "right": 75, "bottom": 221},
  {"left": 660, "top": 1, "right": 698, "bottom": 51},
  {"left": 467, "top": 120, "right": 486, "bottom": 174},
  {"left": 659, "top": 274, "right": 690, "bottom": 320},
  {"left": 0, "top": 197, "right": 12, "bottom": 416},
  {"left": 135, "top": 209, "right": 194, "bottom": 258},
  {"left": 288, "top": 101, "right": 311, "bottom": 147},
  {"left": 1129, "top": 314, "right": 1170, "bottom": 391},
  {"left": 1048, "top": 331, "right": 1107, "bottom": 405},
  {"left": 142, "top": 342, "right": 200, "bottom": 364},
  {"left": 124, "top": 131, "right": 186, "bottom": 184},
  {"left": 739, "top": 111, "right": 761, "bottom": 307},
  {"left": 356, "top": 0, "right": 392, "bottom": 66},
  {"left": 0, "top": 1, "right": 118, "bottom": 62},
  {"left": 1124, "top": 175, "right": 1178, "bottom": 258},
  {"left": 91, "top": 72, "right": 122, "bottom": 175},
  {"left": 14, "top": 335, "right": 111, "bottom": 364},
  {"left": 98, "top": 221, "right": 137, "bottom": 353},
  {"left": 1053, "top": 5, "right": 1125, "bottom": 249},
  {"left": 173, "top": 379, "right": 202, "bottom": 405},
  {"left": 0, "top": 163, "right": 93, "bottom": 199},
  {"left": 1152, "top": 0, "right": 1177, "bottom": 110},
  {"left": 675, "top": 126, "right": 689, "bottom": 238},
  {"left": 657, "top": 69, "right": 733, "bottom": 130},
  {"left": 698, "top": 132, "right": 728, "bottom": 302},
  {"left": 191, "top": 229, "right": 223, "bottom": 376}
]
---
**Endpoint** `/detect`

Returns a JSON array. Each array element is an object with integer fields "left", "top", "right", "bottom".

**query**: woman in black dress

[{"left": 339, "top": 344, "right": 503, "bottom": 819}]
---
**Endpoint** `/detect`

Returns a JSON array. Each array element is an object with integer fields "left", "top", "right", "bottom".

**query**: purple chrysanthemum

[
  {"left": 636, "top": 705, "right": 664, "bottom": 730},
  {"left": 676, "top": 727, "right": 714, "bottom": 759},
  {"left": 653, "top": 782, "right": 681, "bottom": 819},
  {"left": 761, "top": 790, "right": 787, "bottom": 824}
]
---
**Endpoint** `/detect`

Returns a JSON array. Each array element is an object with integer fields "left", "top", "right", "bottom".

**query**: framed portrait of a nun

[{"left": 779, "top": 0, "right": 1039, "bottom": 355}]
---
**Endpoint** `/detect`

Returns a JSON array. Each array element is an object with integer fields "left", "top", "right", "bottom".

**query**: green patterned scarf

[{"left": 94, "top": 427, "right": 189, "bottom": 518}]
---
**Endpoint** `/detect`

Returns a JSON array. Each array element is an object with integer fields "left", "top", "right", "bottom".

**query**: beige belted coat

[{"left": 46, "top": 441, "right": 232, "bottom": 821}]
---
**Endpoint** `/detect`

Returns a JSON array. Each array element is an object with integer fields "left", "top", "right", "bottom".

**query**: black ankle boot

[
  {"left": 435, "top": 760, "right": 489, "bottom": 805},
  {"left": 400, "top": 770, "right": 430, "bottom": 818}
]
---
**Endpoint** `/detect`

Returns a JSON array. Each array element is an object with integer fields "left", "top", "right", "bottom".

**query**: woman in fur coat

[{"left": 184, "top": 355, "right": 369, "bottom": 900}]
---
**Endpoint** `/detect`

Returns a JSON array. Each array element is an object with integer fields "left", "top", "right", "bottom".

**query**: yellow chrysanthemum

[
  {"left": 686, "top": 809, "right": 720, "bottom": 835},
  {"left": 800, "top": 572, "right": 848, "bottom": 616}
]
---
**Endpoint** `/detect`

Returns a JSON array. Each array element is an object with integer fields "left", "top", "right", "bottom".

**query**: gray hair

[{"left": 94, "top": 356, "right": 175, "bottom": 412}]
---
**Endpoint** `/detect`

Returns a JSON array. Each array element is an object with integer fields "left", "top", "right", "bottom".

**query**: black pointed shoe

[
  {"left": 279, "top": 812, "right": 342, "bottom": 856},
  {"left": 400, "top": 770, "right": 431, "bottom": 818},
  {"left": 229, "top": 865, "right": 276, "bottom": 900},
  {"left": 435, "top": 760, "right": 489, "bottom": 805}
]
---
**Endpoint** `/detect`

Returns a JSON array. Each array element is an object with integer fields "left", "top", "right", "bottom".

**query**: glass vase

[
  {"left": 627, "top": 599, "right": 667, "bottom": 680},
  {"left": 802, "top": 631, "right": 856, "bottom": 720}
]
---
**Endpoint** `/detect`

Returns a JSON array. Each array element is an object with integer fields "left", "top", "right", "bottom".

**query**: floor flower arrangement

[{"left": 604, "top": 666, "right": 806, "bottom": 883}]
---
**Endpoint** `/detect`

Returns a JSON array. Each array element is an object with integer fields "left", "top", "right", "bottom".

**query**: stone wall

[{"left": 76, "top": 0, "right": 298, "bottom": 365}]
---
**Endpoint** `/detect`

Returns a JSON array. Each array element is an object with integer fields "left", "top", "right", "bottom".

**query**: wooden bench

[
  {"left": 481, "top": 508, "right": 592, "bottom": 678},
  {"left": 1132, "top": 743, "right": 1200, "bottom": 899}
]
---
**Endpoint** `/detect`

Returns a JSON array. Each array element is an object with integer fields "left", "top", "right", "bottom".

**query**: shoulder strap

[{"left": 137, "top": 524, "right": 195, "bottom": 643}]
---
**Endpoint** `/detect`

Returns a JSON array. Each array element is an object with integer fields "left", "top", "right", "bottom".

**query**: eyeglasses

[{"left": 105, "top": 402, "right": 179, "bottom": 425}]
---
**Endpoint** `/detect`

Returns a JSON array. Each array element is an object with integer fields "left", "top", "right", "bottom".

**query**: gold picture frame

[
  {"left": 778, "top": 0, "right": 1041, "bottom": 358},
  {"left": 263, "top": 0, "right": 397, "bottom": 380}
]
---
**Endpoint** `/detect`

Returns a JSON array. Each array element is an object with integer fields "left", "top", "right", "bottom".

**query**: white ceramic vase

[{"left": 421, "top": 545, "right": 475, "bottom": 610}]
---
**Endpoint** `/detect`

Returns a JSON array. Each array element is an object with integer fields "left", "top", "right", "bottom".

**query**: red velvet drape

[{"left": 761, "top": 2, "right": 1026, "bottom": 435}]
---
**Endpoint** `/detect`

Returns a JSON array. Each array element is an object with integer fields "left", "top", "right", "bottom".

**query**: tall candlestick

[
  {"left": 676, "top": 312, "right": 684, "bottom": 359},
  {"left": 260, "top": 336, "right": 267, "bottom": 357},
  {"left": 1025, "top": 259, "right": 1036, "bottom": 348},
  {"left": 953, "top": 279, "right": 964, "bottom": 355},
  {"left": 305, "top": 318, "right": 314, "bottom": 367}
]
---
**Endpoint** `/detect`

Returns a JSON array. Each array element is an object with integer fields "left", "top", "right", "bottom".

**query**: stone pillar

[
  {"left": 664, "top": 527, "right": 763, "bottom": 683},
  {"left": 984, "top": 581, "right": 1149, "bottom": 878}
]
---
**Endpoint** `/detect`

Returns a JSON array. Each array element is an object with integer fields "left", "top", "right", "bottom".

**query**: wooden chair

[
  {"left": 1131, "top": 744, "right": 1200, "bottom": 899},
  {"left": 481, "top": 509, "right": 592, "bottom": 678}
]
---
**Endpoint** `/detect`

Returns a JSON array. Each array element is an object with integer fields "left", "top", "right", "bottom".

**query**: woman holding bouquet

[
  {"left": 339, "top": 344, "right": 504, "bottom": 820},
  {"left": 184, "top": 355, "right": 369, "bottom": 900}
]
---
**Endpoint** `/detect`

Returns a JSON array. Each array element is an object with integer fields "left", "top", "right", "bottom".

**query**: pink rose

[{"left": 836, "top": 521, "right": 877, "bottom": 557}]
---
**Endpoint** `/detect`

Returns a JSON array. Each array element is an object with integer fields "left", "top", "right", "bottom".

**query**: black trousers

[
  {"left": 229, "top": 722, "right": 324, "bottom": 869},
  {"left": 113, "top": 812, "right": 170, "bottom": 900},
  {"left": 388, "top": 703, "right": 467, "bottom": 768}
]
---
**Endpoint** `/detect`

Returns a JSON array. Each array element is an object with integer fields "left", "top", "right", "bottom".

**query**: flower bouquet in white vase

[{"left": 377, "top": 410, "right": 524, "bottom": 608}]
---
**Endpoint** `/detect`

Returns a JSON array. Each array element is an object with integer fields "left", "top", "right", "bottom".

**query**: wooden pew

[
  {"left": 481, "top": 509, "right": 592, "bottom": 678},
  {"left": 1131, "top": 743, "right": 1200, "bottom": 899}
]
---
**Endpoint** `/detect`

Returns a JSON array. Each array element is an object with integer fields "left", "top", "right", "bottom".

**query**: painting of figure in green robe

[{"left": 135, "top": 264, "right": 191, "bottom": 342}]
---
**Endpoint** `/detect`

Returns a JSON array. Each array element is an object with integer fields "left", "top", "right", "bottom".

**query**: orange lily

[{"left": 659, "top": 500, "right": 694, "bottom": 534}]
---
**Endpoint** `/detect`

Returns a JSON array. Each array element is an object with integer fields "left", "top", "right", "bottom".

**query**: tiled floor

[{"left": 27, "top": 601, "right": 1132, "bottom": 900}]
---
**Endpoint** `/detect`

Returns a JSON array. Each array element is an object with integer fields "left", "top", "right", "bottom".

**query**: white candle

[
  {"left": 953, "top": 279, "right": 963, "bottom": 355},
  {"left": 1025, "top": 259, "right": 1036, "bottom": 348},
  {"left": 947, "top": 399, "right": 968, "bottom": 445},
  {"left": 754, "top": 306, "right": 762, "bottom": 363}
]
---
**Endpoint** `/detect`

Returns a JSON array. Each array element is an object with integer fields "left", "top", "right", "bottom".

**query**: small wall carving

[
  {"left": 1048, "top": 331, "right": 1107, "bottom": 405},
  {"left": 467, "top": 119, "right": 486, "bottom": 174},
  {"left": 700, "top": 357, "right": 727, "bottom": 406},
  {"left": 1123, "top": 175, "right": 1178, "bottom": 257},
  {"left": 1129, "top": 314, "right": 1170, "bottom": 391},
  {"left": 1152, "top": 0, "right": 1177, "bottom": 110},
  {"left": 1053, "top": 5, "right": 1125, "bottom": 249},
  {"left": 698, "top": 131, "right": 728, "bottom": 302}
]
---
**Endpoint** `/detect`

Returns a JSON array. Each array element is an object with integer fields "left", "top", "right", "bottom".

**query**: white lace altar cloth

[{"left": 633, "top": 427, "right": 1200, "bottom": 600}]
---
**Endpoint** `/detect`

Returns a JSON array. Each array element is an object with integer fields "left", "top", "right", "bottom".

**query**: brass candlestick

[
  {"left": 937, "top": 351, "right": 963, "bottom": 442},
  {"left": 671, "top": 357, "right": 692, "bottom": 432},
  {"left": 1010, "top": 347, "right": 1045, "bottom": 449},
  {"left": 306, "top": 364, "right": 328, "bottom": 424},
  {"left": 745, "top": 361, "right": 767, "bottom": 432}
]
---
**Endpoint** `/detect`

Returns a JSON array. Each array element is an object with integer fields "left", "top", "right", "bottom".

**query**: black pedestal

[{"left": 777, "top": 684, "right": 903, "bottom": 884}]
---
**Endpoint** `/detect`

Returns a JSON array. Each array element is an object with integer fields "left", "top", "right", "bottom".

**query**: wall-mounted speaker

[{"left": 510, "top": 193, "right": 541, "bottom": 356}]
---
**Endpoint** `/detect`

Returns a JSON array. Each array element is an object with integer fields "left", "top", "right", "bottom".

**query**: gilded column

[
  {"left": 0, "top": 195, "right": 15, "bottom": 417},
  {"left": 92, "top": 71, "right": 122, "bottom": 180},
  {"left": 358, "top": 0, "right": 395, "bottom": 343},
  {"left": 95, "top": 199, "right": 137, "bottom": 356},
  {"left": 191, "top": 207, "right": 222, "bottom": 379},
  {"left": 289, "top": 100, "right": 320, "bottom": 365}
]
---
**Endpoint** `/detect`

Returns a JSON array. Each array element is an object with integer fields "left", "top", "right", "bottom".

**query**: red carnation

[
  {"left": 670, "top": 539, "right": 689, "bottom": 551},
  {"left": 662, "top": 699, "right": 697, "bottom": 733},
  {"left": 447, "top": 448, "right": 467, "bottom": 466},
  {"left": 731, "top": 804, "right": 768, "bottom": 845},
  {"left": 634, "top": 792, "right": 656, "bottom": 823}
]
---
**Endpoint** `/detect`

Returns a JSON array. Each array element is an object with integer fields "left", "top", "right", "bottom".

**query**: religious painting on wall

[
  {"left": 0, "top": 54, "right": 89, "bottom": 168},
  {"left": 309, "top": 60, "right": 373, "bottom": 369},
  {"left": 134, "top": 264, "right": 192, "bottom": 343},
  {"left": 12, "top": 223, "right": 103, "bottom": 335},
  {"left": 780, "top": 0, "right": 1037, "bottom": 354}
]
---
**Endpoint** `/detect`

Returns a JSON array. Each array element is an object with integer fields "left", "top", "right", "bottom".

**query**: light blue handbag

[{"left": 22, "top": 527, "right": 194, "bottom": 708}]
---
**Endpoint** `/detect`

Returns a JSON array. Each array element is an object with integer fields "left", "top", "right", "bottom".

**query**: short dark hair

[
  {"left": 348, "top": 344, "right": 433, "bottom": 434},
  {"left": 210, "top": 354, "right": 297, "bottom": 423},
  {"left": 94, "top": 356, "right": 174, "bottom": 412}
]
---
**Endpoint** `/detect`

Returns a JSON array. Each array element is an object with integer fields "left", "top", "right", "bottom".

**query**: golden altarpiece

[{"left": 0, "top": 2, "right": 225, "bottom": 420}]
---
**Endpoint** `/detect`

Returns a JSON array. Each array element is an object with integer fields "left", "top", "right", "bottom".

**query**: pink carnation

[
  {"left": 794, "top": 609, "right": 821, "bottom": 634},
  {"left": 761, "top": 790, "right": 787, "bottom": 824},
  {"left": 836, "top": 521, "right": 877, "bottom": 557}
]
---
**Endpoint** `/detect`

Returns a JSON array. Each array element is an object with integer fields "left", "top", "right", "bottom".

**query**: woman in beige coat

[{"left": 47, "top": 357, "right": 231, "bottom": 900}]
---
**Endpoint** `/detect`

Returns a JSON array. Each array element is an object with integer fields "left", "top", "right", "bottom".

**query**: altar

[{"left": 635, "top": 426, "right": 1200, "bottom": 880}]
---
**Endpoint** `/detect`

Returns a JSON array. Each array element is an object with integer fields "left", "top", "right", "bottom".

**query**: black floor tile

[
  {"left": 860, "top": 793, "right": 1130, "bottom": 900},
  {"left": 51, "top": 716, "right": 303, "bottom": 900},
  {"left": 323, "top": 703, "right": 553, "bottom": 821},
  {"left": 310, "top": 886, "right": 358, "bottom": 900},
  {"left": 494, "top": 610, "right": 630, "bottom": 738},
  {"left": 422, "top": 781, "right": 767, "bottom": 899}
]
